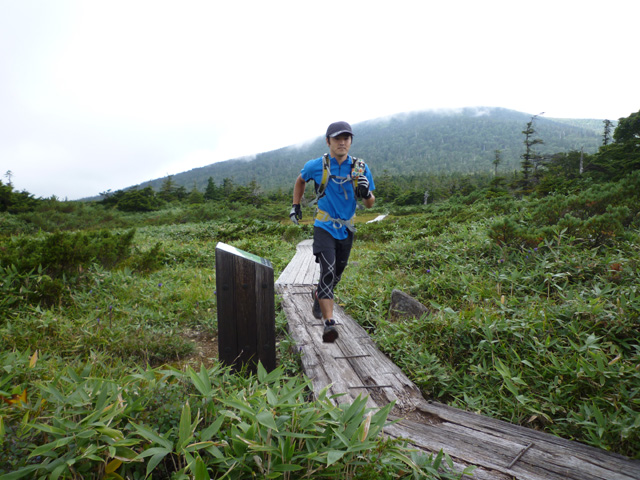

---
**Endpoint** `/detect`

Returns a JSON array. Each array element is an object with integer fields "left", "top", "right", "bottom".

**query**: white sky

[{"left": 1, "top": 0, "right": 638, "bottom": 200}]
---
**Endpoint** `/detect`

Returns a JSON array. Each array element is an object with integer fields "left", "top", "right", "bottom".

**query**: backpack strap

[
  {"left": 309, "top": 154, "right": 331, "bottom": 206},
  {"left": 317, "top": 153, "right": 331, "bottom": 199}
]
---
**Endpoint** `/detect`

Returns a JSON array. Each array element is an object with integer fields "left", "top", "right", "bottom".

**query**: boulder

[{"left": 389, "top": 289, "right": 430, "bottom": 320}]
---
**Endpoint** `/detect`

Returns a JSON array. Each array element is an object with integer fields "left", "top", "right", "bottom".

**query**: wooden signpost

[{"left": 215, "top": 242, "right": 276, "bottom": 373}]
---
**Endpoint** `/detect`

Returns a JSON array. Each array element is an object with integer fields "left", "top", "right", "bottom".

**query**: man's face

[{"left": 326, "top": 134, "right": 352, "bottom": 159}]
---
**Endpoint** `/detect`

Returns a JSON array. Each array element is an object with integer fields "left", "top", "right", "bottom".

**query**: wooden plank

[
  {"left": 301, "top": 252, "right": 318, "bottom": 285},
  {"left": 275, "top": 256, "right": 301, "bottom": 286},
  {"left": 293, "top": 248, "right": 312, "bottom": 285},
  {"left": 386, "top": 414, "right": 639, "bottom": 480},
  {"left": 329, "top": 304, "right": 424, "bottom": 412},
  {"left": 387, "top": 398, "right": 640, "bottom": 479},
  {"left": 302, "top": 244, "right": 318, "bottom": 285},
  {"left": 301, "top": 243, "right": 319, "bottom": 285},
  {"left": 275, "top": 252, "right": 302, "bottom": 286},
  {"left": 280, "top": 291, "right": 363, "bottom": 404},
  {"left": 281, "top": 290, "right": 428, "bottom": 412},
  {"left": 414, "top": 400, "right": 638, "bottom": 472},
  {"left": 276, "top": 239, "right": 318, "bottom": 287}
]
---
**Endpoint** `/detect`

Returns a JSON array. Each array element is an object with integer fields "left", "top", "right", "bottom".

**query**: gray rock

[{"left": 389, "top": 289, "right": 430, "bottom": 320}]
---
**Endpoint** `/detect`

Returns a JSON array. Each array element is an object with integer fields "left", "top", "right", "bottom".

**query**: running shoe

[{"left": 322, "top": 319, "right": 338, "bottom": 343}]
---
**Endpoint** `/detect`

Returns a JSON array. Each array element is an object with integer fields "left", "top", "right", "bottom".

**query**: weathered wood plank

[
  {"left": 386, "top": 410, "right": 639, "bottom": 480},
  {"left": 276, "top": 240, "right": 318, "bottom": 287},
  {"left": 296, "top": 248, "right": 315, "bottom": 285},
  {"left": 279, "top": 287, "right": 366, "bottom": 405},
  {"left": 411, "top": 399, "right": 637, "bottom": 472},
  {"left": 329, "top": 304, "right": 425, "bottom": 412},
  {"left": 281, "top": 286, "right": 424, "bottom": 409}
]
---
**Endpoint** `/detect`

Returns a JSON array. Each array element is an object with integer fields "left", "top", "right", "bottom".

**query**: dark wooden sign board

[{"left": 215, "top": 242, "right": 276, "bottom": 373}]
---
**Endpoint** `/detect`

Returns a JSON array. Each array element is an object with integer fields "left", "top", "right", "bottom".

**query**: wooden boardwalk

[{"left": 275, "top": 239, "right": 640, "bottom": 480}]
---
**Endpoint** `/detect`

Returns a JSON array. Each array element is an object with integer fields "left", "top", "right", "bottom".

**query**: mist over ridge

[{"left": 131, "top": 107, "right": 606, "bottom": 195}]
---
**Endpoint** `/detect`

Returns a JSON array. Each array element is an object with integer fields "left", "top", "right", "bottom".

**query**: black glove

[
  {"left": 290, "top": 204, "right": 302, "bottom": 224},
  {"left": 355, "top": 176, "right": 371, "bottom": 199}
]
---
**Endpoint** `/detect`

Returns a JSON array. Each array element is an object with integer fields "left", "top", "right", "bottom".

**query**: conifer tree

[
  {"left": 493, "top": 150, "right": 502, "bottom": 177},
  {"left": 602, "top": 119, "right": 613, "bottom": 146},
  {"left": 591, "top": 109, "right": 640, "bottom": 180},
  {"left": 204, "top": 177, "right": 219, "bottom": 201},
  {"left": 188, "top": 182, "right": 205, "bottom": 204},
  {"left": 175, "top": 185, "right": 188, "bottom": 200},
  {"left": 159, "top": 175, "right": 177, "bottom": 202},
  {"left": 520, "top": 113, "right": 544, "bottom": 192},
  {"left": 221, "top": 178, "right": 235, "bottom": 196}
]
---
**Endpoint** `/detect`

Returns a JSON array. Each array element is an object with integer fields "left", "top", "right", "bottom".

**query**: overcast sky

[{"left": 1, "top": 0, "right": 638, "bottom": 200}]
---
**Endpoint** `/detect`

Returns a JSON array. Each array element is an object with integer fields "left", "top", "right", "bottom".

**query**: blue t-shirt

[{"left": 300, "top": 154, "right": 375, "bottom": 240}]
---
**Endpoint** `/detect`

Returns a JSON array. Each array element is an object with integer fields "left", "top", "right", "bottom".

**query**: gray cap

[{"left": 326, "top": 121, "right": 354, "bottom": 138}]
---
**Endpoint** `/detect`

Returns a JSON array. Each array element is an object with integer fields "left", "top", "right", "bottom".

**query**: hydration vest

[
  {"left": 312, "top": 154, "right": 367, "bottom": 233},
  {"left": 314, "top": 154, "right": 366, "bottom": 202}
]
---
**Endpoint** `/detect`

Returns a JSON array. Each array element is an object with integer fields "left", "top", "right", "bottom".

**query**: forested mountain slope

[{"left": 137, "top": 107, "right": 605, "bottom": 193}]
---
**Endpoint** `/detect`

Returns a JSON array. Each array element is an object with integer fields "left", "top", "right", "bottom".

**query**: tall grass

[
  {"left": 339, "top": 180, "right": 640, "bottom": 458},
  {"left": 1, "top": 211, "right": 463, "bottom": 478},
  {"left": 1, "top": 174, "right": 638, "bottom": 477}
]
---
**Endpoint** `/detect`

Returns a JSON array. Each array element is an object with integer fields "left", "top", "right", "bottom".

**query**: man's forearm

[{"left": 292, "top": 175, "right": 306, "bottom": 204}]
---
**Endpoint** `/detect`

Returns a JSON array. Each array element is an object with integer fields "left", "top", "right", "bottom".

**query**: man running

[{"left": 290, "top": 121, "right": 375, "bottom": 342}]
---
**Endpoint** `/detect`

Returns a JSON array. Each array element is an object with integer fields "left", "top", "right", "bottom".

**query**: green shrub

[
  {"left": 0, "top": 229, "right": 136, "bottom": 307},
  {"left": 0, "top": 229, "right": 135, "bottom": 276}
]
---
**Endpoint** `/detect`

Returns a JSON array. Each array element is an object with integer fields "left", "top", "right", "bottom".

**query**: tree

[
  {"left": 493, "top": 150, "right": 502, "bottom": 177},
  {"left": 221, "top": 178, "right": 235, "bottom": 197},
  {"left": 175, "top": 185, "right": 188, "bottom": 201},
  {"left": 204, "top": 177, "right": 220, "bottom": 201},
  {"left": 159, "top": 175, "right": 178, "bottom": 202},
  {"left": 372, "top": 171, "right": 400, "bottom": 203},
  {"left": 117, "top": 187, "right": 159, "bottom": 212},
  {"left": 602, "top": 119, "right": 614, "bottom": 146},
  {"left": 0, "top": 180, "right": 12, "bottom": 212},
  {"left": 589, "top": 109, "right": 640, "bottom": 180},
  {"left": 188, "top": 182, "right": 205, "bottom": 204},
  {"left": 612, "top": 110, "right": 640, "bottom": 147},
  {"left": 535, "top": 150, "right": 587, "bottom": 195},
  {"left": 520, "top": 113, "right": 544, "bottom": 192},
  {"left": 0, "top": 180, "right": 39, "bottom": 213},
  {"left": 100, "top": 189, "right": 125, "bottom": 208},
  {"left": 487, "top": 150, "right": 508, "bottom": 197},
  {"left": 394, "top": 189, "right": 424, "bottom": 206}
]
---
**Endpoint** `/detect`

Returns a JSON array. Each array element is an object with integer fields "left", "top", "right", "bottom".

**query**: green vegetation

[
  {"left": 133, "top": 108, "right": 605, "bottom": 195},
  {"left": 1, "top": 204, "right": 465, "bottom": 478},
  {"left": 342, "top": 175, "right": 640, "bottom": 458},
  {"left": 1, "top": 109, "right": 639, "bottom": 477}
]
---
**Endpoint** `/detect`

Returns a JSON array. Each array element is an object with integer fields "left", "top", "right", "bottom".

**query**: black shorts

[
  {"left": 312, "top": 227, "right": 354, "bottom": 256},
  {"left": 313, "top": 227, "right": 354, "bottom": 298}
]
